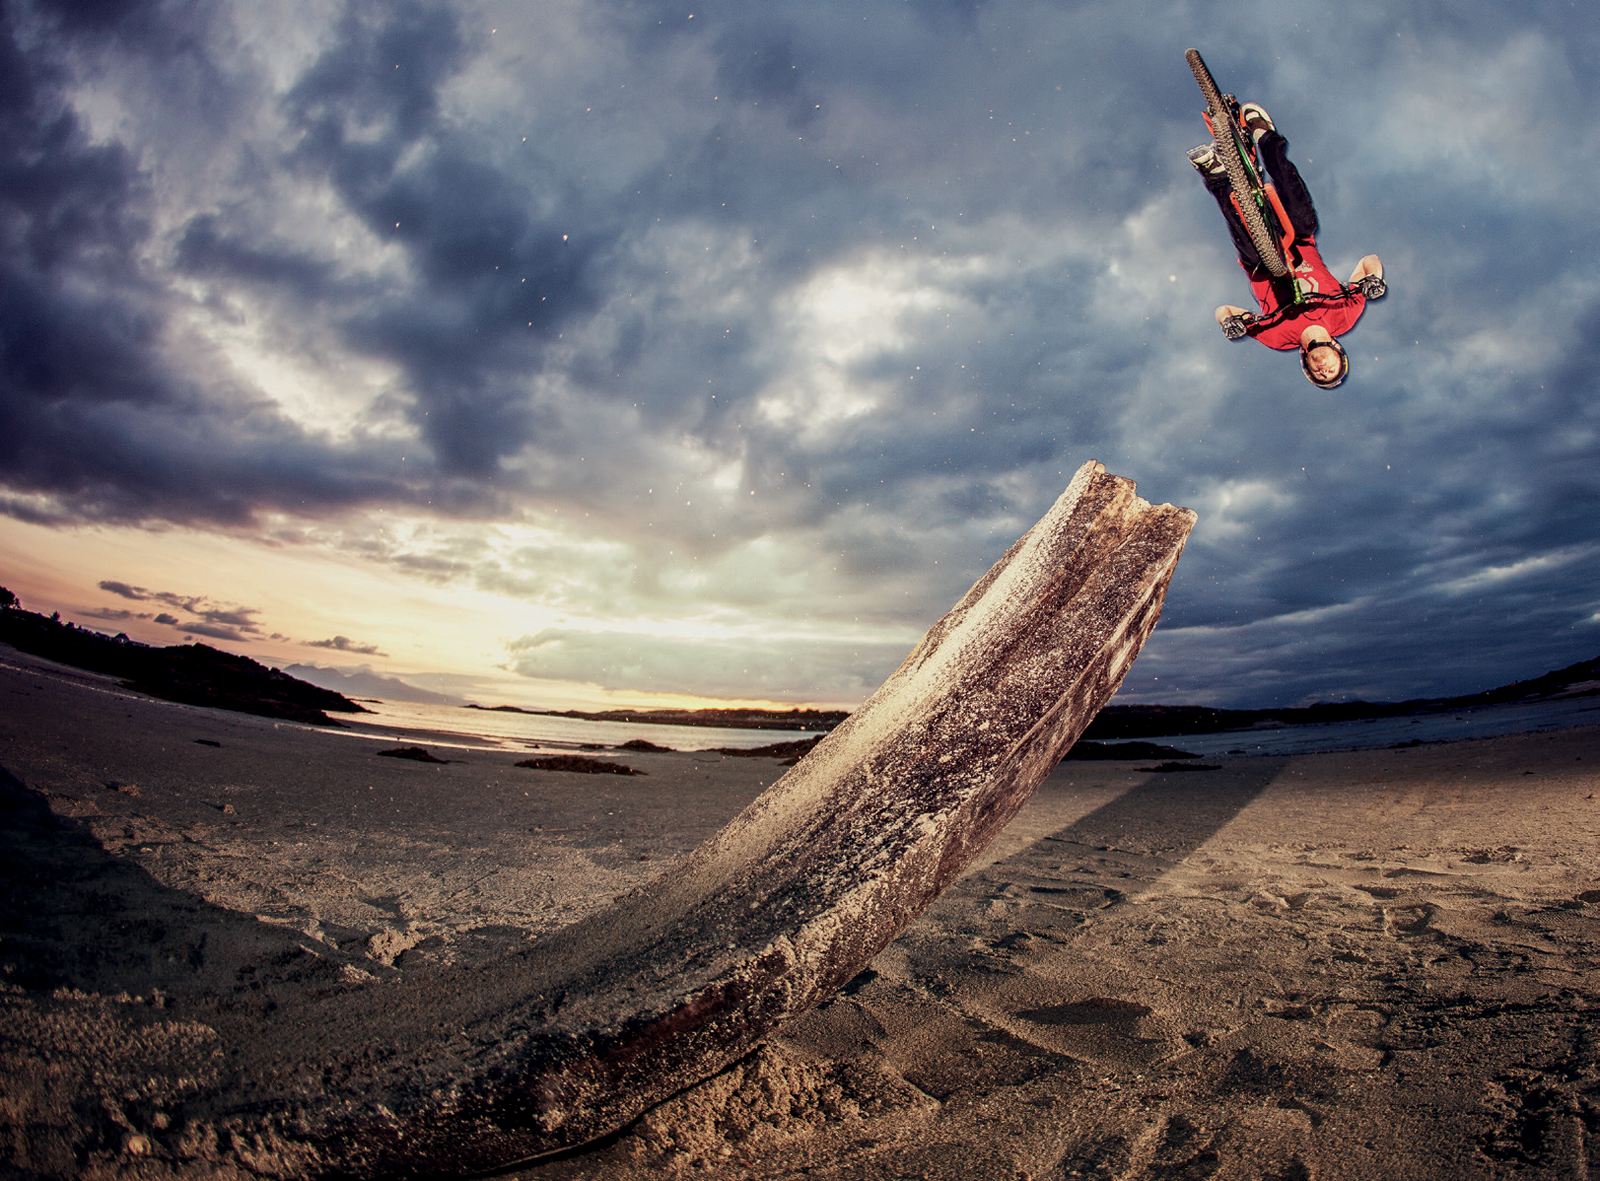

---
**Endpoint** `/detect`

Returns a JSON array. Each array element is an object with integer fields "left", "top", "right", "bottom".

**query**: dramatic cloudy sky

[{"left": 2, "top": 0, "right": 1597, "bottom": 710}]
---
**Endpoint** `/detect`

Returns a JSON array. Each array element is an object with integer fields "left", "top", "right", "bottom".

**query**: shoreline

[{"left": 9, "top": 636, "right": 1596, "bottom": 761}]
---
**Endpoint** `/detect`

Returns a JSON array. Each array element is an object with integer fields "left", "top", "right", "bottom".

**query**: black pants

[{"left": 1204, "top": 131, "right": 1318, "bottom": 273}]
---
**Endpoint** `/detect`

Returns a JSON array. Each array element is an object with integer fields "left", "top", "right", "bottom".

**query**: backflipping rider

[{"left": 1189, "top": 103, "right": 1385, "bottom": 389}]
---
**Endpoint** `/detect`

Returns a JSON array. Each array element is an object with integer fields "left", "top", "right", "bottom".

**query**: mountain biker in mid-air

[{"left": 1188, "top": 103, "right": 1385, "bottom": 389}]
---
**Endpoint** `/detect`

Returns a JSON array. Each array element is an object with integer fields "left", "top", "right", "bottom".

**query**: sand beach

[{"left": 3, "top": 644, "right": 1599, "bottom": 1179}]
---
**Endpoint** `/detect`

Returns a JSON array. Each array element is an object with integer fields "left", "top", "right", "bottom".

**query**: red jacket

[{"left": 1244, "top": 240, "right": 1366, "bottom": 350}]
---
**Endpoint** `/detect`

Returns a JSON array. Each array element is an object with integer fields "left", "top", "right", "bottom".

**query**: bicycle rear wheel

[{"left": 1185, "top": 49, "right": 1289, "bottom": 278}]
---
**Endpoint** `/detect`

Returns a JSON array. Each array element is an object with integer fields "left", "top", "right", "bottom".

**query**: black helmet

[{"left": 1301, "top": 338, "right": 1349, "bottom": 389}]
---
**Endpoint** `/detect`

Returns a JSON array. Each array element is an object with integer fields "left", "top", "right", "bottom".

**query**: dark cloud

[
  {"left": 0, "top": 5, "right": 161, "bottom": 426},
  {"left": 32, "top": 0, "right": 192, "bottom": 49},
  {"left": 78, "top": 606, "right": 144, "bottom": 622},
  {"left": 0, "top": 2, "right": 445, "bottom": 524},
  {"left": 173, "top": 215, "right": 335, "bottom": 298},
  {"left": 131, "top": 591, "right": 261, "bottom": 631},
  {"left": 98, "top": 580, "right": 149, "bottom": 600},
  {"left": 276, "top": 0, "right": 602, "bottom": 476},
  {"left": 708, "top": 19, "right": 820, "bottom": 132},
  {"left": 95, "top": 578, "right": 266, "bottom": 637},
  {"left": 286, "top": 1, "right": 462, "bottom": 157},
  {"left": 174, "top": 620, "right": 252, "bottom": 642},
  {"left": 179, "top": 602, "right": 257, "bottom": 629},
  {"left": 303, "top": 635, "right": 387, "bottom": 657}
]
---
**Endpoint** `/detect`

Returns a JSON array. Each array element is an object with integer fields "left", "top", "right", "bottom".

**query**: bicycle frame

[
  {"left": 1203, "top": 105, "right": 1303, "bottom": 301},
  {"left": 1187, "top": 48, "right": 1305, "bottom": 299}
]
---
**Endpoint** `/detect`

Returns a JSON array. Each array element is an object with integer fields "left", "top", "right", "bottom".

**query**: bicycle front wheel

[{"left": 1185, "top": 49, "right": 1289, "bottom": 278}]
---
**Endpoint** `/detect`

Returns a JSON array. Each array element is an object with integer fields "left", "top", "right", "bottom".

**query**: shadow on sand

[
  {"left": 912, "top": 759, "right": 1289, "bottom": 941},
  {"left": 0, "top": 762, "right": 345, "bottom": 1002}
]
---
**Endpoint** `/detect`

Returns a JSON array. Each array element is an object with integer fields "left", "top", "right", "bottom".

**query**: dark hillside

[{"left": 0, "top": 592, "right": 366, "bottom": 725}]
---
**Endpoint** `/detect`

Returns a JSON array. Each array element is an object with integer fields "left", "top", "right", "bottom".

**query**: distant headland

[
  {"left": 469, "top": 656, "right": 1600, "bottom": 740},
  {"left": 0, "top": 587, "right": 366, "bottom": 725},
  {"left": 465, "top": 702, "right": 850, "bottom": 731},
  {"left": 1083, "top": 655, "right": 1600, "bottom": 739}
]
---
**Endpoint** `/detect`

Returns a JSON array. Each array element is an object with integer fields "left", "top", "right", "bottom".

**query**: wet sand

[{"left": 2, "top": 645, "right": 1598, "bottom": 1178}]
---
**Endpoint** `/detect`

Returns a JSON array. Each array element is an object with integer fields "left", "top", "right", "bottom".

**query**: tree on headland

[{"left": 0, "top": 586, "right": 16, "bottom": 611}]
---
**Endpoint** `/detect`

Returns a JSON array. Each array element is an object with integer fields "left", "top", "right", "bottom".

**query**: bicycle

[{"left": 1185, "top": 48, "right": 1297, "bottom": 286}]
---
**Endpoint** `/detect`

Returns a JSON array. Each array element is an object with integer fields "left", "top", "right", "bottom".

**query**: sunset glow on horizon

[{"left": 0, "top": 512, "right": 887, "bottom": 712}]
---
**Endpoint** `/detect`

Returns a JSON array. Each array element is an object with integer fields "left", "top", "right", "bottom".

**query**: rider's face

[{"left": 1305, "top": 346, "right": 1342, "bottom": 383}]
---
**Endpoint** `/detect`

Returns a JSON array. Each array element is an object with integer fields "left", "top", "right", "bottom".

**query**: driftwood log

[{"left": 107, "top": 461, "right": 1196, "bottom": 1177}]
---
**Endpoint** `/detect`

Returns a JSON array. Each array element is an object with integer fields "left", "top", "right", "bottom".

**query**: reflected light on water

[{"left": 318, "top": 697, "right": 826, "bottom": 754}]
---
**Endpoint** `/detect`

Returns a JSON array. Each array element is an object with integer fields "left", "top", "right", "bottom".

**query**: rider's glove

[
  {"left": 1221, "top": 313, "right": 1254, "bottom": 340},
  {"left": 1357, "top": 274, "right": 1387, "bottom": 299}
]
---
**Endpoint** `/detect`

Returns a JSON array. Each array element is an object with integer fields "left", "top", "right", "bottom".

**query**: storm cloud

[
  {"left": 94, "top": 578, "right": 266, "bottom": 639},
  {"left": 4, "top": 0, "right": 1600, "bottom": 707},
  {"left": 303, "top": 635, "right": 387, "bottom": 656}
]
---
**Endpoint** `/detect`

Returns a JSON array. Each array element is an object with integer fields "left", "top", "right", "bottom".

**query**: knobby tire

[{"left": 1184, "top": 48, "right": 1290, "bottom": 279}]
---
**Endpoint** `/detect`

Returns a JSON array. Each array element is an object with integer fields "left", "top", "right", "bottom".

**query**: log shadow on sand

[
  {"left": 0, "top": 763, "right": 340, "bottom": 1001},
  {"left": 898, "top": 761, "right": 1290, "bottom": 974},
  {"left": 0, "top": 762, "right": 393, "bottom": 1177},
  {"left": 1022, "top": 760, "right": 1289, "bottom": 897},
  {"left": 759, "top": 761, "right": 1290, "bottom": 1163},
  {"left": 764, "top": 762, "right": 1292, "bottom": 1165}
]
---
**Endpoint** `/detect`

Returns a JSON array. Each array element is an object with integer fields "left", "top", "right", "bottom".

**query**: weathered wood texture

[{"left": 168, "top": 462, "right": 1194, "bottom": 1178}]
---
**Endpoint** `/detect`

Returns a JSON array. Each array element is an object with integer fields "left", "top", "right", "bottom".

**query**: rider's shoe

[
  {"left": 1186, "top": 144, "right": 1224, "bottom": 175},
  {"left": 1240, "top": 103, "right": 1275, "bottom": 135}
]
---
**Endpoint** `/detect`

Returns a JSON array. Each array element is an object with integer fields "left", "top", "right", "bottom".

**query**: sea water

[
  {"left": 331, "top": 694, "right": 1600, "bottom": 760},
  {"left": 324, "top": 696, "right": 826, "bottom": 755}
]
